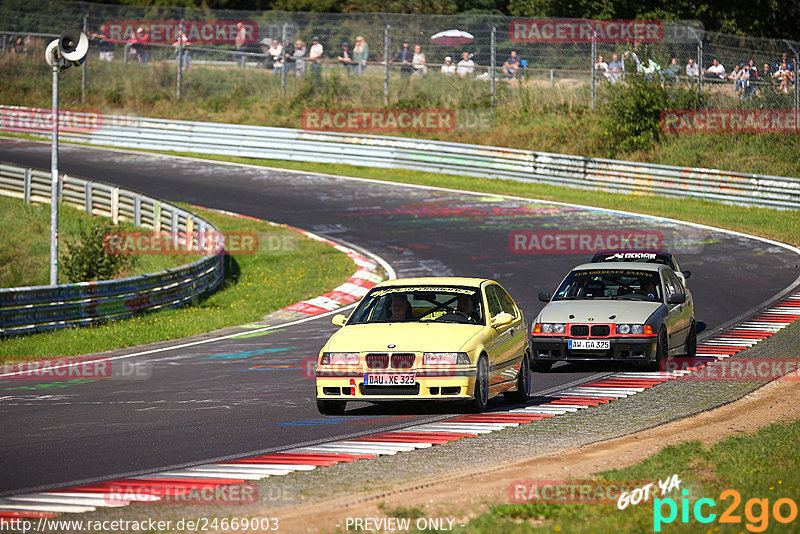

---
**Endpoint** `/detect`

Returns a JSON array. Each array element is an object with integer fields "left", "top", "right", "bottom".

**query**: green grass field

[{"left": 0, "top": 205, "right": 355, "bottom": 360}]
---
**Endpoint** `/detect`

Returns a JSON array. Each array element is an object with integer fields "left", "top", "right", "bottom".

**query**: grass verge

[
  {"left": 160, "top": 152, "right": 800, "bottom": 249},
  {"left": 462, "top": 418, "right": 800, "bottom": 533},
  {"left": 0, "top": 205, "right": 355, "bottom": 360},
  {"left": 0, "top": 195, "right": 192, "bottom": 287}
]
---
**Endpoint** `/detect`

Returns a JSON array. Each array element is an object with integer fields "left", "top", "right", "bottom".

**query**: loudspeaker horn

[
  {"left": 58, "top": 28, "right": 89, "bottom": 64},
  {"left": 45, "top": 39, "right": 60, "bottom": 67}
]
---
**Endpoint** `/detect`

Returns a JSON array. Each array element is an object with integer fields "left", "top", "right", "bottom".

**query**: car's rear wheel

[
  {"left": 646, "top": 328, "right": 668, "bottom": 371},
  {"left": 467, "top": 355, "right": 489, "bottom": 412},
  {"left": 317, "top": 398, "right": 346, "bottom": 415},
  {"left": 685, "top": 321, "right": 697, "bottom": 358},
  {"left": 504, "top": 352, "right": 531, "bottom": 404}
]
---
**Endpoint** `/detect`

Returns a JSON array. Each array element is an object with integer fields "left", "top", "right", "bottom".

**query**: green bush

[
  {"left": 60, "top": 219, "right": 133, "bottom": 283},
  {"left": 598, "top": 74, "right": 697, "bottom": 156}
]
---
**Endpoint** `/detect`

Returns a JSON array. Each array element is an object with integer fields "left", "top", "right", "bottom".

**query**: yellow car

[{"left": 315, "top": 277, "right": 531, "bottom": 414}]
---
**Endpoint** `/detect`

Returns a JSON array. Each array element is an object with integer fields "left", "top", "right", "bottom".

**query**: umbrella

[{"left": 430, "top": 29, "right": 474, "bottom": 46}]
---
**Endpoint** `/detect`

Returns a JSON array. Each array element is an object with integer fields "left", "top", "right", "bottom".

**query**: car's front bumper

[
  {"left": 530, "top": 335, "right": 658, "bottom": 362},
  {"left": 315, "top": 367, "right": 477, "bottom": 401}
]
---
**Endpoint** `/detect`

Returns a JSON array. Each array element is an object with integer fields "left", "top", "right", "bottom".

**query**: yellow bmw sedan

[{"left": 315, "top": 277, "right": 531, "bottom": 414}]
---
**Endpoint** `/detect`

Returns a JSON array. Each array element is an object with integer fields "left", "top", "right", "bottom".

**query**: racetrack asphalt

[{"left": 1, "top": 138, "right": 798, "bottom": 496}]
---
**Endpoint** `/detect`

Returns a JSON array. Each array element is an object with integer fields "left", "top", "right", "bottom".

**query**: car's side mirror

[
  {"left": 682, "top": 270, "right": 692, "bottom": 280},
  {"left": 538, "top": 292, "right": 551, "bottom": 303},
  {"left": 667, "top": 293, "right": 686, "bottom": 305},
  {"left": 331, "top": 314, "right": 348, "bottom": 327},
  {"left": 491, "top": 312, "right": 514, "bottom": 327}
]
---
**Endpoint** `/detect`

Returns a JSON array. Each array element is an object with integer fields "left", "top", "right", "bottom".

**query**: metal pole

[
  {"left": 689, "top": 27, "right": 703, "bottom": 96},
  {"left": 381, "top": 14, "right": 390, "bottom": 106},
  {"left": 81, "top": 13, "right": 88, "bottom": 103},
  {"left": 590, "top": 28, "right": 596, "bottom": 109},
  {"left": 176, "top": 20, "right": 184, "bottom": 99},
  {"left": 784, "top": 40, "right": 799, "bottom": 129},
  {"left": 281, "top": 21, "right": 287, "bottom": 97},
  {"left": 50, "top": 60, "right": 60, "bottom": 286},
  {"left": 489, "top": 20, "right": 496, "bottom": 106}
]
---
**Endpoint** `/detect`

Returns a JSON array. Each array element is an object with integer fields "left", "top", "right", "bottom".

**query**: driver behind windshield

[{"left": 389, "top": 294, "right": 413, "bottom": 321}]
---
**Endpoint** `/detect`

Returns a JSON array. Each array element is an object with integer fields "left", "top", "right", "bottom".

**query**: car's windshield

[
  {"left": 347, "top": 286, "right": 484, "bottom": 325},
  {"left": 553, "top": 269, "right": 662, "bottom": 302},
  {"left": 591, "top": 251, "right": 671, "bottom": 267}
]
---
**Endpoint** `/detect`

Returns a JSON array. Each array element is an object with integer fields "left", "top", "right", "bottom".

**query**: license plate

[
  {"left": 364, "top": 374, "right": 415, "bottom": 386},
  {"left": 568, "top": 339, "right": 610, "bottom": 350}
]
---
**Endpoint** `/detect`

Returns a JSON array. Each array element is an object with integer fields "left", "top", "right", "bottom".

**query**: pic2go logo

[{"left": 654, "top": 489, "right": 799, "bottom": 532}]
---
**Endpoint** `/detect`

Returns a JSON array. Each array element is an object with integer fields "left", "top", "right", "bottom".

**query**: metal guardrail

[
  {"left": 36, "top": 111, "right": 800, "bottom": 210},
  {"left": 0, "top": 163, "right": 224, "bottom": 336}
]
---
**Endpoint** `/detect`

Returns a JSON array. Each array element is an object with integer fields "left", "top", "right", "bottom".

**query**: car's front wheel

[
  {"left": 685, "top": 321, "right": 697, "bottom": 358},
  {"left": 466, "top": 355, "right": 489, "bottom": 412},
  {"left": 317, "top": 398, "right": 346, "bottom": 415},
  {"left": 646, "top": 328, "right": 668, "bottom": 371},
  {"left": 504, "top": 352, "right": 531, "bottom": 404}
]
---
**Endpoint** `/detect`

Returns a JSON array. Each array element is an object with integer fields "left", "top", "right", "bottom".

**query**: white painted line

[
  {"left": 147, "top": 470, "right": 265, "bottom": 480},
  {"left": 216, "top": 463, "right": 317, "bottom": 471},
  {"left": 519, "top": 406, "right": 579, "bottom": 413},
  {"left": 0, "top": 501, "right": 96, "bottom": 513},
  {"left": 287, "top": 446, "right": 399, "bottom": 455},
  {"left": 564, "top": 386, "right": 645, "bottom": 393},
  {"left": 401, "top": 424, "right": 495, "bottom": 434},
  {"left": 344, "top": 440, "right": 432, "bottom": 450},
  {"left": 533, "top": 403, "right": 591, "bottom": 409},
  {"left": 407, "top": 423, "right": 510, "bottom": 432},
  {"left": 6, "top": 494, "right": 128, "bottom": 507},
  {"left": 182, "top": 465, "right": 296, "bottom": 474}
]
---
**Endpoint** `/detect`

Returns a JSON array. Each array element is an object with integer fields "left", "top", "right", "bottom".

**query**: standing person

[
  {"left": 90, "top": 25, "right": 114, "bottom": 62},
  {"left": 352, "top": 36, "right": 368, "bottom": 75},
  {"left": 593, "top": 53, "right": 608, "bottom": 81},
  {"left": 337, "top": 41, "right": 355, "bottom": 76},
  {"left": 282, "top": 39, "right": 294, "bottom": 77},
  {"left": 234, "top": 22, "right": 247, "bottom": 67},
  {"left": 456, "top": 51, "right": 474, "bottom": 78},
  {"left": 412, "top": 44, "right": 427, "bottom": 75},
  {"left": 308, "top": 36, "right": 323, "bottom": 77},
  {"left": 173, "top": 31, "right": 191, "bottom": 70},
  {"left": 392, "top": 40, "right": 413, "bottom": 77},
  {"left": 136, "top": 27, "right": 150, "bottom": 65},
  {"left": 267, "top": 39, "right": 283, "bottom": 75},
  {"left": 293, "top": 40, "right": 307, "bottom": 77}
]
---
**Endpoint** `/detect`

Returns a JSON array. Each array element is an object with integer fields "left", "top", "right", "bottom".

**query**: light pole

[{"left": 45, "top": 28, "right": 89, "bottom": 286}]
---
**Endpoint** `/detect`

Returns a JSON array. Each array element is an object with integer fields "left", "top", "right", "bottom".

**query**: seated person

[
  {"left": 503, "top": 51, "right": 522, "bottom": 79},
  {"left": 455, "top": 294, "right": 481, "bottom": 323},
  {"left": 389, "top": 294, "right": 413, "bottom": 321},
  {"left": 594, "top": 54, "right": 609, "bottom": 80},
  {"left": 456, "top": 52, "right": 475, "bottom": 78},
  {"left": 639, "top": 279, "right": 658, "bottom": 300},
  {"left": 441, "top": 56, "right": 456, "bottom": 75},
  {"left": 664, "top": 57, "right": 681, "bottom": 77},
  {"left": 774, "top": 61, "right": 794, "bottom": 93},
  {"left": 704, "top": 59, "right": 726, "bottom": 80}
]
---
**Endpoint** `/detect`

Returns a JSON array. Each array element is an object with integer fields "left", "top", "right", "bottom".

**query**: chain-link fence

[{"left": 2, "top": 0, "right": 799, "bottom": 126}]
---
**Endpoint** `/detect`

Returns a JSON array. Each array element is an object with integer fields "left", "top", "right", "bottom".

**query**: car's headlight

[
  {"left": 535, "top": 323, "right": 566, "bottom": 334},
  {"left": 423, "top": 352, "right": 470, "bottom": 365},
  {"left": 616, "top": 324, "right": 651, "bottom": 335},
  {"left": 320, "top": 352, "right": 359, "bottom": 365}
]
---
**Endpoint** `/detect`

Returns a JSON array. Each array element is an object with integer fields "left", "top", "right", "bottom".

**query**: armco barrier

[
  {"left": 0, "top": 163, "right": 224, "bottom": 337},
  {"left": 9, "top": 109, "right": 793, "bottom": 209}
]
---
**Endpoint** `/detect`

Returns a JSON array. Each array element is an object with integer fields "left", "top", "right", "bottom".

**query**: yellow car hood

[{"left": 325, "top": 322, "right": 486, "bottom": 353}]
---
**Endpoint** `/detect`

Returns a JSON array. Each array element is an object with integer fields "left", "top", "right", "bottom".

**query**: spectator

[
  {"left": 234, "top": 22, "right": 247, "bottom": 67},
  {"left": 281, "top": 40, "right": 294, "bottom": 76},
  {"left": 441, "top": 56, "right": 456, "bottom": 75},
  {"left": 90, "top": 25, "right": 114, "bottom": 62},
  {"left": 594, "top": 54, "right": 608, "bottom": 81},
  {"left": 779, "top": 52, "right": 794, "bottom": 71},
  {"left": 12, "top": 36, "right": 26, "bottom": 54},
  {"left": 607, "top": 53, "right": 624, "bottom": 83},
  {"left": 267, "top": 39, "right": 283, "bottom": 75},
  {"left": 456, "top": 51, "right": 475, "bottom": 78},
  {"left": 762, "top": 62, "right": 772, "bottom": 81},
  {"left": 292, "top": 40, "right": 306, "bottom": 77},
  {"left": 172, "top": 31, "right": 191, "bottom": 70},
  {"left": 640, "top": 57, "right": 662, "bottom": 81},
  {"left": 308, "top": 36, "right": 323, "bottom": 76},
  {"left": 664, "top": 57, "right": 681, "bottom": 77},
  {"left": 392, "top": 40, "right": 413, "bottom": 77},
  {"left": 128, "top": 27, "right": 150, "bottom": 65},
  {"left": 412, "top": 44, "right": 427, "bottom": 75},
  {"left": 337, "top": 42, "right": 355, "bottom": 76},
  {"left": 773, "top": 61, "right": 794, "bottom": 93},
  {"left": 686, "top": 58, "right": 699, "bottom": 78},
  {"left": 727, "top": 64, "right": 746, "bottom": 97},
  {"left": 352, "top": 36, "right": 368, "bottom": 75},
  {"left": 622, "top": 50, "right": 640, "bottom": 73},
  {"left": 504, "top": 50, "right": 523, "bottom": 79},
  {"left": 704, "top": 59, "right": 725, "bottom": 80}
]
